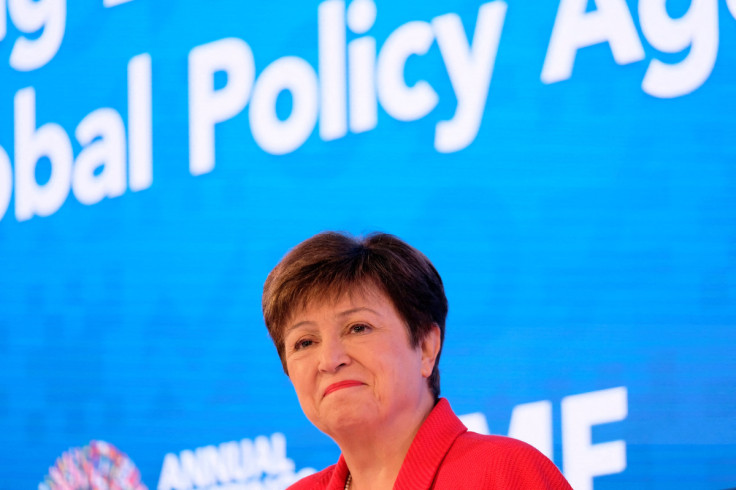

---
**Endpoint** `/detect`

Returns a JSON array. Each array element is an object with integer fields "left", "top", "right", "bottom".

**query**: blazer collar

[{"left": 326, "top": 399, "right": 467, "bottom": 490}]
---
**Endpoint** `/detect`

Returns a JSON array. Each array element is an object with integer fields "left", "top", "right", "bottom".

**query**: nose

[{"left": 317, "top": 335, "right": 350, "bottom": 373}]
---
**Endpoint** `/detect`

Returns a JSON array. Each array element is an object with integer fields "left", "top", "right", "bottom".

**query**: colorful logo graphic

[{"left": 40, "top": 440, "right": 147, "bottom": 490}]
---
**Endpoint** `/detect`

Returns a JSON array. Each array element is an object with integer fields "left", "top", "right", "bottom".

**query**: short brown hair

[{"left": 262, "top": 231, "right": 447, "bottom": 399}]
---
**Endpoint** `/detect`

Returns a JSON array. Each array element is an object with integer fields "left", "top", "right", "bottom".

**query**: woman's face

[{"left": 283, "top": 286, "right": 439, "bottom": 439}]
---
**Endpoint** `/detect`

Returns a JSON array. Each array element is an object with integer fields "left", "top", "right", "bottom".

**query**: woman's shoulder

[
  {"left": 287, "top": 464, "right": 336, "bottom": 490},
  {"left": 440, "top": 433, "right": 572, "bottom": 489},
  {"left": 450, "top": 431, "right": 549, "bottom": 461},
  {"left": 457, "top": 431, "right": 540, "bottom": 451}
]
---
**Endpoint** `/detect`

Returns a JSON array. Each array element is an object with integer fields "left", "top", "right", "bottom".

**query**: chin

[{"left": 314, "top": 403, "right": 378, "bottom": 437}]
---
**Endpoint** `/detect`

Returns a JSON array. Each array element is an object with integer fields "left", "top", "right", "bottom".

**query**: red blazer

[{"left": 289, "top": 398, "right": 573, "bottom": 489}]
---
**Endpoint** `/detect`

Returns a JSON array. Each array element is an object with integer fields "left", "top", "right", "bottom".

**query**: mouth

[{"left": 323, "top": 380, "right": 364, "bottom": 397}]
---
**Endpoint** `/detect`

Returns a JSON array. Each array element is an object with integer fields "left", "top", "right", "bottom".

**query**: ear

[{"left": 420, "top": 324, "right": 441, "bottom": 378}]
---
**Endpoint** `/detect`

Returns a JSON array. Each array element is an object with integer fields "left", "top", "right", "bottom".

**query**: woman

[{"left": 262, "top": 232, "right": 572, "bottom": 489}]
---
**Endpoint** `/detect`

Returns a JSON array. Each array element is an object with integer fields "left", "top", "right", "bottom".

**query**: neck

[{"left": 335, "top": 394, "right": 436, "bottom": 490}]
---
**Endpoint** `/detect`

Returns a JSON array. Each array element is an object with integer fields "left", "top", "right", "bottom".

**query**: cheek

[
  {"left": 290, "top": 369, "right": 321, "bottom": 408},
  {"left": 287, "top": 363, "right": 310, "bottom": 395},
  {"left": 291, "top": 377, "right": 317, "bottom": 416},
  {"left": 373, "top": 351, "right": 415, "bottom": 385},
  {"left": 381, "top": 349, "right": 423, "bottom": 387}
]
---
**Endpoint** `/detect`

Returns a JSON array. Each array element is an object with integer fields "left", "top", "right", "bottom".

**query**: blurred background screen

[{"left": 1, "top": 0, "right": 735, "bottom": 488}]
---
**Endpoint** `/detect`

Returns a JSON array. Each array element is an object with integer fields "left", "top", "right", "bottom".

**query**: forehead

[
  {"left": 284, "top": 283, "right": 406, "bottom": 329},
  {"left": 281, "top": 284, "right": 416, "bottom": 352}
]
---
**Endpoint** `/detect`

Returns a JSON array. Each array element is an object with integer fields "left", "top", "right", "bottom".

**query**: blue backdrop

[{"left": 1, "top": 0, "right": 735, "bottom": 488}]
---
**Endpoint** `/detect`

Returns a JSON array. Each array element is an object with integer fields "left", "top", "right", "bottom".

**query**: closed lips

[{"left": 324, "top": 380, "right": 364, "bottom": 397}]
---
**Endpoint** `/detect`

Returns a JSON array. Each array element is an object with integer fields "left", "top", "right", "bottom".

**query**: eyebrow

[{"left": 285, "top": 306, "right": 381, "bottom": 334}]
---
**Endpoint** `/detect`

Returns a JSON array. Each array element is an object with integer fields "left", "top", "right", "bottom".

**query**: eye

[
  {"left": 293, "top": 338, "right": 314, "bottom": 351},
  {"left": 349, "top": 323, "right": 371, "bottom": 334}
]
